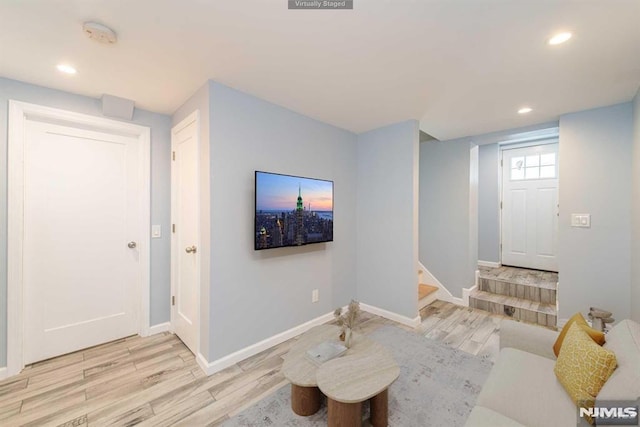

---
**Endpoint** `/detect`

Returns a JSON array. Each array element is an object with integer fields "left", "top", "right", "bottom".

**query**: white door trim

[
  {"left": 170, "top": 110, "right": 201, "bottom": 355},
  {"left": 7, "top": 100, "right": 151, "bottom": 377}
]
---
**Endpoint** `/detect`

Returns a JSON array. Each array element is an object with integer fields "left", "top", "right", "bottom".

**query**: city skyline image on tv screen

[{"left": 255, "top": 171, "right": 333, "bottom": 250}]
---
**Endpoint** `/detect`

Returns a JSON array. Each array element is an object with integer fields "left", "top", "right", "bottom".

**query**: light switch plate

[
  {"left": 571, "top": 214, "right": 591, "bottom": 228},
  {"left": 151, "top": 225, "right": 162, "bottom": 238}
]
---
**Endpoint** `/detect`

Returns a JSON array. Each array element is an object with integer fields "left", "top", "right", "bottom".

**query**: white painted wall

[
  {"left": 419, "top": 139, "right": 477, "bottom": 298},
  {"left": 0, "top": 77, "right": 172, "bottom": 368},
  {"left": 172, "top": 83, "right": 212, "bottom": 360},
  {"left": 356, "top": 121, "right": 420, "bottom": 320},
  {"left": 558, "top": 103, "right": 633, "bottom": 321},
  {"left": 207, "top": 82, "right": 358, "bottom": 360},
  {"left": 632, "top": 89, "right": 640, "bottom": 323}
]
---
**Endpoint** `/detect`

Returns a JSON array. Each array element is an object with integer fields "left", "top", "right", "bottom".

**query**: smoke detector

[{"left": 83, "top": 22, "right": 117, "bottom": 44}]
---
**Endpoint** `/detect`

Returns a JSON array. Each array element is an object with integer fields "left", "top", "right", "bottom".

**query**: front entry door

[
  {"left": 171, "top": 112, "right": 200, "bottom": 355},
  {"left": 501, "top": 143, "right": 559, "bottom": 272},
  {"left": 23, "top": 120, "right": 142, "bottom": 364}
]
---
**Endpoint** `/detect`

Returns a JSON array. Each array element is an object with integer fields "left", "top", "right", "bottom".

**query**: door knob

[
  {"left": 128, "top": 241, "right": 137, "bottom": 249},
  {"left": 185, "top": 246, "right": 197, "bottom": 254}
]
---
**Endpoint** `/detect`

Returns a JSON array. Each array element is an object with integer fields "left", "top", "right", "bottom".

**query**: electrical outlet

[{"left": 312, "top": 289, "right": 319, "bottom": 303}]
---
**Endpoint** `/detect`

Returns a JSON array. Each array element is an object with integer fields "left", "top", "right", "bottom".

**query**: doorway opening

[{"left": 471, "top": 136, "right": 560, "bottom": 328}]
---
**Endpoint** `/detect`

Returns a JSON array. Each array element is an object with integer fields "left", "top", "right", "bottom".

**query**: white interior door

[
  {"left": 501, "top": 143, "right": 559, "bottom": 272},
  {"left": 23, "top": 120, "right": 141, "bottom": 364},
  {"left": 171, "top": 113, "right": 200, "bottom": 355}
]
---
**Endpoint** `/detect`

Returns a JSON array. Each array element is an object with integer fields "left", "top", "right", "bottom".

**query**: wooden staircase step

[
  {"left": 418, "top": 284, "right": 438, "bottom": 300},
  {"left": 469, "top": 290, "right": 556, "bottom": 328},
  {"left": 478, "top": 266, "right": 557, "bottom": 289},
  {"left": 478, "top": 277, "right": 556, "bottom": 304}
]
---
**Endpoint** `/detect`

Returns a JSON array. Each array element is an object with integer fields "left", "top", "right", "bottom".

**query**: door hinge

[
  {"left": 172, "top": 151, "right": 176, "bottom": 161},
  {"left": 500, "top": 201, "right": 503, "bottom": 209},
  {"left": 500, "top": 159, "right": 503, "bottom": 167},
  {"left": 172, "top": 224, "right": 176, "bottom": 233},
  {"left": 172, "top": 296, "right": 175, "bottom": 306}
]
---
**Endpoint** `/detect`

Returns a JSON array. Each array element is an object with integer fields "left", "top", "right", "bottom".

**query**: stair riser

[
  {"left": 419, "top": 292, "right": 438, "bottom": 310},
  {"left": 470, "top": 297, "right": 557, "bottom": 328},
  {"left": 479, "top": 278, "right": 556, "bottom": 304}
]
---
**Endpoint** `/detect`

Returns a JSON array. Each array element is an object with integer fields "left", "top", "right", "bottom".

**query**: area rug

[{"left": 223, "top": 325, "right": 494, "bottom": 427}]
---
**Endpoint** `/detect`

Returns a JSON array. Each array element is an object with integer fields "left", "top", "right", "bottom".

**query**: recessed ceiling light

[
  {"left": 548, "top": 32, "right": 572, "bottom": 45},
  {"left": 56, "top": 64, "right": 77, "bottom": 74},
  {"left": 518, "top": 107, "right": 533, "bottom": 114}
]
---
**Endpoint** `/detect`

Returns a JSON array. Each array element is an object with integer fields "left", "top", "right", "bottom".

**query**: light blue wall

[
  {"left": 356, "top": 121, "right": 420, "bottom": 319},
  {"left": 478, "top": 144, "right": 500, "bottom": 263},
  {"left": 419, "top": 139, "right": 477, "bottom": 297},
  {"left": 0, "top": 77, "right": 172, "bottom": 368},
  {"left": 632, "top": 89, "right": 640, "bottom": 323},
  {"left": 207, "top": 82, "right": 358, "bottom": 360},
  {"left": 558, "top": 103, "right": 633, "bottom": 321}
]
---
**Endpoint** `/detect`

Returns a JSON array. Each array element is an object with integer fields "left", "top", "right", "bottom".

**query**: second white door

[
  {"left": 23, "top": 120, "right": 142, "bottom": 364},
  {"left": 171, "top": 113, "right": 200, "bottom": 355},
  {"left": 501, "top": 143, "right": 559, "bottom": 272}
]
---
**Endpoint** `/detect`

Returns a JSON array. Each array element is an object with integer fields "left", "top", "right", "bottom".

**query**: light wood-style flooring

[
  {"left": 0, "top": 302, "right": 507, "bottom": 426},
  {"left": 419, "top": 300, "right": 504, "bottom": 361}
]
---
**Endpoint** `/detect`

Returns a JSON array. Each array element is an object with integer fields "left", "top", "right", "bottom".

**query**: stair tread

[
  {"left": 470, "top": 290, "right": 556, "bottom": 315},
  {"left": 478, "top": 266, "right": 557, "bottom": 290},
  {"left": 419, "top": 284, "right": 438, "bottom": 299},
  {"left": 478, "top": 276, "right": 557, "bottom": 290}
]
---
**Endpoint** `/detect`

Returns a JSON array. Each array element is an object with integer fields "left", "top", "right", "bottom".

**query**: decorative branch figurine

[{"left": 334, "top": 300, "right": 360, "bottom": 347}]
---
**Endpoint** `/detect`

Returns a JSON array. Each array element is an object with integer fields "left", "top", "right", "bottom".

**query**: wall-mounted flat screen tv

[{"left": 255, "top": 171, "right": 333, "bottom": 250}]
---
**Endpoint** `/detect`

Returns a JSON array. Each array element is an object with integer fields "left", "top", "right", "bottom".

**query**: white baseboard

[
  {"left": 195, "top": 310, "right": 336, "bottom": 376},
  {"left": 418, "top": 261, "right": 457, "bottom": 305},
  {"left": 478, "top": 260, "right": 501, "bottom": 268},
  {"left": 195, "top": 301, "right": 423, "bottom": 377},
  {"left": 462, "top": 284, "right": 478, "bottom": 307},
  {"left": 0, "top": 367, "right": 7, "bottom": 381},
  {"left": 450, "top": 297, "right": 464, "bottom": 306},
  {"left": 148, "top": 322, "right": 171, "bottom": 336},
  {"left": 196, "top": 353, "right": 211, "bottom": 376},
  {"left": 418, "top": 261, "right": 477, "bottom": 308},
  {"left": 360, "top": 303, "right": 421, "bottom": 328}
]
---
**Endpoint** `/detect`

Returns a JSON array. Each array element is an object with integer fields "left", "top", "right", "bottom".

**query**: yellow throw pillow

[
  {"left": 553, "top": 312, "right": 605, "bottom": 357},
  {"left": 554, "top": 323, "right": 617, "bottom": 423}
]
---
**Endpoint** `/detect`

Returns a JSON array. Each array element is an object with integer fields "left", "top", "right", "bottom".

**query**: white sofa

[{"left": 465, "top": 319, "right": 640, "bottom": 427}]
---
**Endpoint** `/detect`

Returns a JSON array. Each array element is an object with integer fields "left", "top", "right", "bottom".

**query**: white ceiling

[{"left": 1, "top": 1, "right": 639, "bottom": 140}]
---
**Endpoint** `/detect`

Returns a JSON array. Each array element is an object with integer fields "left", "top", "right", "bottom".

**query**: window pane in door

[
  {"left": 525, "top": 167, "right": 540, "bottom": 179},
  {"left": 511, "top": 157, "right": 524, "bottom": 169},
  {"left": 540, "top": 153, "right": 555, "bottom": 166},
  {"left": 540, "top": 165, "right": 556, "bottom": 178},
  {"left": 526, "top": 155, "right": 540, "bottom": 167}
]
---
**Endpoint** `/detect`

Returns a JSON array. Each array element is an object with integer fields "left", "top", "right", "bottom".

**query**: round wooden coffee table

[
  {"left": 282, "top": 324, "right": 399, "bottom": 426},
  {"left": 317, "top": 346, "right": 398, "bottom": 427},
  {"left": 281, "top": 324, "right": 341, "bottom": 415}
]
